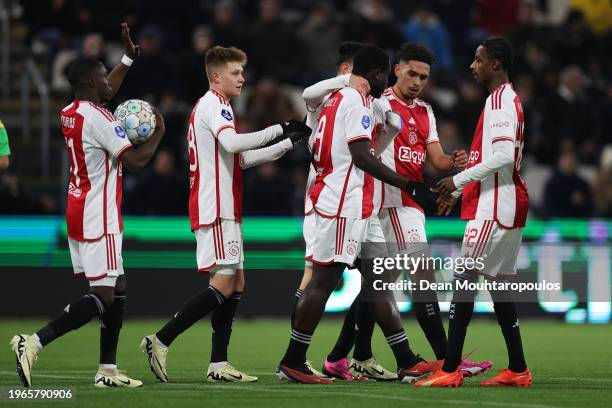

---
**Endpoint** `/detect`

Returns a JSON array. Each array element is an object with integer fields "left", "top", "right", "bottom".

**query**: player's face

[
  {"left": 94, "top": 64, "right": 113, "bottom": 102},
  {"left": 338, "top": 61, "right": 353, "bottom": 75},
  {"left": 368, "top": 65, "right": 390, "bottom": 98},
  {"left": 218, "top": 62, "right": 245, "bottom": 98},
  {"left": 394, "top": 60, "right": 430, "bottom": 99},
  {"left": 470, "top": 46, "right": 493, "bottom": 85}
]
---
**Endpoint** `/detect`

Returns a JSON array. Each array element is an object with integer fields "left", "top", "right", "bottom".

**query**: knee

[
  {"left": 92, "top": 290, "right": 115, "bottom": 309},
  {"left": 115, "top": 275, "right": 127, "bottom": 295}
]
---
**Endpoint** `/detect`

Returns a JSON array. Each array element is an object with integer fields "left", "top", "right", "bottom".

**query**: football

[{"left": 113, "top": 99, "right": 156, "bottom": 145}]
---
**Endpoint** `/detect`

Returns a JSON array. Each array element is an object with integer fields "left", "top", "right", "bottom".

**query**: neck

[
  {"left": 487, "top": 74, "right": 509, "bottom": 93},
  {"left": 392, "top": 83, "right": 414, "bottom": 105},
  {"left": 210, "top": 85, "right": 230, "bottom": 101},
  {"left": 74, "top": 90, "right": 100, "bottom": 105}
]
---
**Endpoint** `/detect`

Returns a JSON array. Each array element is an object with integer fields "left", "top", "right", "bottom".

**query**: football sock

[
  {"left": 281, "top": 329, "right": 312, "bottom": 368},
  {"left": 99, "top": 291, "right": 126, "bottom": 365},
  {"left": 490, "top": 285, "right": 527, "bottom": 373},
  {"left": 156, "top": 286, "right": 226, "bottom": 347},
  {"left": 412, "top": 289, "right": 447, "bottom": 360},
  {"left": 353, "top": 299, "right": 375, "bottom": 361},
  {"left": 442, "top": 275, "right": 477, "bottom": 372},
  {"left": 210, "top": 291, "right": 242, "bottom": 363},
  {"left": 290, "top": 288, "right": 303, "bottom": 327},
  {"left": 36, "top": 292, "right": 106, "bottom": 346},
  {"left": 385, "top": 329, "right": 419, "bottom": 369},
  {"left": 327, "top": 295, "right": 358, "bottom": 362}
]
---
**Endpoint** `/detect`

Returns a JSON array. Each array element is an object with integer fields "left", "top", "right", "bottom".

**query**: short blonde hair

[{"left": 205, "top": 46, "right": 247, "bottom": 81}]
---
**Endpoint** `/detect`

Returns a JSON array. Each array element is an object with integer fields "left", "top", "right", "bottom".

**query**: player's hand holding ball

[
  {"left": 280, "top": 119, "right": 311, "bottom": 147},
  {"left": 113, "top": 99, "right": 164, "bottom": 145}
]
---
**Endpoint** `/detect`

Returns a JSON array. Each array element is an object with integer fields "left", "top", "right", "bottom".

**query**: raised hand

[{"left": 121, "top": 22, "right": 140, "bottom": 59}]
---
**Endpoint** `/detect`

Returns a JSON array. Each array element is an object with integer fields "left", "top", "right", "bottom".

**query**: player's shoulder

[
  {"left": 413, "top": 98, "right": 434, "bottom": 114},
  {"left": 197, "top": 90, "right": 233, "bottom": 116},
  {"left": 77, "top": 101, "right": 116, "bottom": 125},
  {"left": 339, "top": 87, "right": 371, "bottom": 108},
  {"left": 488, "top": 83, "right": 518, "bottom": 111}
]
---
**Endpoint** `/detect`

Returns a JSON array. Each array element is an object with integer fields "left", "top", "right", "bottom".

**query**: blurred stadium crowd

[{"left": 1, "top": 0, "right": 611, "bottom": 218}]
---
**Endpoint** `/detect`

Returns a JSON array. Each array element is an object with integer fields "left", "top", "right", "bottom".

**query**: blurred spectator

[
  {"left": 124, "top": 149, "right": 188, "bottom": 215},
  {"left": 541, "top": 65, "right": 597, "bottom": 163},
  {"left": 179, "top": 25, "right": 213, "bottom": 104},
  {"left": 347, "top": 0, "right": 401, "bottom": 51},
  {"left": 115, "top": 25, "right": 176, "bottom": 105},
  {"left": 298, "top": 2, "right": 340, "bottom": 80},
  {"left": 243, "top": 78, "right": 301, "bottom": 129},
  {"left": 569, "top": 0, "right": 612, "bottom": 34},
  {"left": 543, "top": 146, "right": 594, "bottom": 217},
  {"left": 478, "top": 0, "right": 520, "bottom": 35},
  {"left": 243, "top": 162, "right": 293, "bottom": 215},
  {"left": 212, "top": 0, "right": 245, "bottom": 48},
  {"left": 451, "top": 80, "right": 485, "bottom": 144},
  {"left": 401, "top": 6, "right": 453, "bottom": 70},
  {"left": 592, "top": 145, "right": 612, "bottom": 217},
  {"left": 246, "top": 0, "right": 305, "bottom": 83}
]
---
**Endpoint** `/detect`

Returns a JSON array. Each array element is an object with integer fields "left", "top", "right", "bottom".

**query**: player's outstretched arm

[
  {"left": 218, "top": 120, "right": 309, "bottom": 154},
  {"left": 107, "top": 22, "right": 140, "bottom": 100},
  {"left": 239, "top": 123, "right": 310, "bottom": 169},
  {"left": 349, "top": 140, "right": 435, "bottom": 210},
  {"left": 436, "top": 139, "right": 514, "bottom": 195},
  {"left": 120, "top": 108, "right": 165, "bottom": 171},
  {"left": 302, "top": 75, "right": 369, "bottom": 111},
  {"left": 427, "top": 142, "right": 468, "bottom": 172}
]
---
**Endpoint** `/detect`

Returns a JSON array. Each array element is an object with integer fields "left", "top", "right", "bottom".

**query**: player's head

[
  {"left": 67, "top": 57, "right": 112, "bottom": 102},
  {"left": 205, "top": 45, "right": 247, "bottom": 98},
  {"left": 335, "top": 41, "right": 364, "bottom": 75},
  {"left": 351, "top": 45, "right": 390, "bottom": 98},
  {"left": 470, "top": 37, "right": 514, "bottom": 85},
  {"left": 394, "top": 42, "right": 435, "bottom": 100}
]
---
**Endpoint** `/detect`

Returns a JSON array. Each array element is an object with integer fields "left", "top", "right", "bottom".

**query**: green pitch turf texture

[{"left": 1, "top": 319, "right": 610, "bottom": 408}]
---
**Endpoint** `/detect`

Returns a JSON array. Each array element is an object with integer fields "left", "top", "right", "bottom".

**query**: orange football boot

[
  {"left": 398, "top": 359, "right": 444, "bottom": 383},
  {"left": 414, "top": 368, "right": 463, "bottom": 387},
  {"left": 480, "top": 368, "right": 532, "bottom": 387}
]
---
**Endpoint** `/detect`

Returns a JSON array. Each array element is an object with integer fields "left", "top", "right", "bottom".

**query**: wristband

[{"left": 121, "top": 55, "right": 134, "bottom": 66}]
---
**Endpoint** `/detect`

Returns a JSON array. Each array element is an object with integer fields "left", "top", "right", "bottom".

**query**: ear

[
  {"left": 492, "top": 59, "right": 502, "bottom": 71},
  {"left": 211, "top": 70, "right": 221, "bottom": 84},
  {"left": 394, "top": 63, "right": 400, "bottom": 77},
  {"left": 87, "top": 75, "right": 97, "bottom": 88},
  {"left": 339, "top": 62, "right": 350, "bottom": 75}
]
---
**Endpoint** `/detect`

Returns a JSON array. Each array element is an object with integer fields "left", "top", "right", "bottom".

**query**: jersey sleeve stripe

[
  {"left": 92, "top": 104, "right": 116, "bottom": 122},
  {"left": 425, "top": 140, "right": 440, "bottom": 145},
  {"left": 215, "top": 125, "right": 235, "bottom": 139},
  {"left": 347, "top": 135, "right": 370, "bottom": 144},
  {"left": 492, "top": 136, "right": 514, "bottom": 143},
  {"left": 116, "top": 144, "right": 133, "bottom": 159}
]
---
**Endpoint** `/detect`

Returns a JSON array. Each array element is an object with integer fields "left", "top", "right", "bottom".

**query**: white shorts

[
  {"left": 195, "top": 218, "right": 243, "bottom": 275},
  {"left": 311, "top": 214, "right": 368, "bottom": 266},
  {"left": 361, "top": 215, "right": 389, "bottom": 259},
  {"left": 69, "top": 233, "right": 124, "bottom": 287},
  {"left": 303, "top": 211, "right": 315, "bottom": 267},
  {"left": 379, "top": 206, "right": 428, "bottom": 255},
  {"left": 460, "top": 219, "right": 523, "bottom": 277}
]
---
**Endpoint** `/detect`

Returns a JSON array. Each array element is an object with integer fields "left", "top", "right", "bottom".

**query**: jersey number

[
  {"left": 66, "top": 137, "right": 80, "bottom": 187},
  {"left": 187, "top": 122, "right": 198, "bottom": 172},
  {"left": 313, "top": 115, "right": 326, "bottom": 163}
]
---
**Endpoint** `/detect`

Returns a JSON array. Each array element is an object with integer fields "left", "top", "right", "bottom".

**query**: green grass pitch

[{"left": 1, "top": 319, "right": 610, "bottom": 408}]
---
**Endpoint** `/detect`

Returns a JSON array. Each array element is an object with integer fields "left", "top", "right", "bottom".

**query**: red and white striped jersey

[
  {"left": 310, "top": 87, "right": 379, "bottom": 219},
  {"left": 380, "top": 87, "right": 439, "bottom": 211},
  {"left": 460, "top": 83, "right": 529, "bottom": 228},
  {"left": 60, "top": 100, "right": 133, "bottom": 241},
  {"left": 188, "top": 89, "right": 243, "bottom": 230}
]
